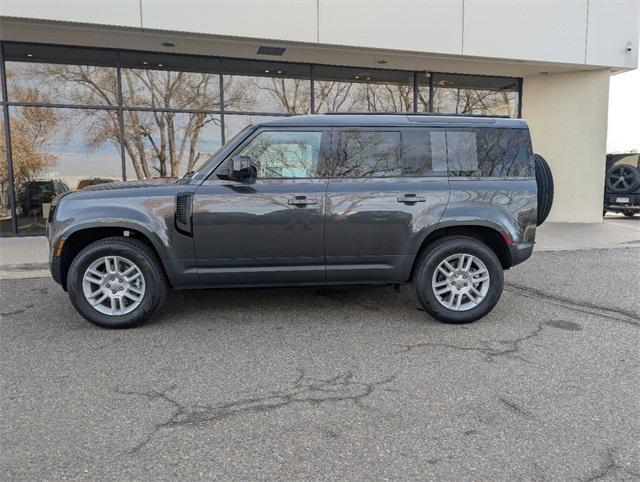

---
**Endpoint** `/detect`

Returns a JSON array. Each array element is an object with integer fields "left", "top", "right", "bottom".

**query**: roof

[{"left": 258, "top": 114, "right": 528, "bottom": 129}]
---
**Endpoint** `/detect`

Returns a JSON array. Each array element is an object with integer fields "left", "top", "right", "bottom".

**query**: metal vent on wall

[{"left": 257, "top": 46, "right": 286, "bottom": 56}]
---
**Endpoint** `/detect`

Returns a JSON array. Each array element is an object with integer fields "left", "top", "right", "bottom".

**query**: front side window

[{"left": 238, "top": 130, "right": 323, "bottom": 178}]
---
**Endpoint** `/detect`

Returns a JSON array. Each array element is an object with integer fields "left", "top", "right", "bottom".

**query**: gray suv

[{"left": 47, "top": 114, "right": 553, "bottom": 328}]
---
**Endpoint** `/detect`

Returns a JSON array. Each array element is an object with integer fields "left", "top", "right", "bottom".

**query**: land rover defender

[{"left": 47, "top": 114, "right": 554, "bottom": 328}]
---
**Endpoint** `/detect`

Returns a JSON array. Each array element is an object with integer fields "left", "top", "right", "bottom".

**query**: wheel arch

[
  {"left": 58, "top": 225, "right": 171, "bottom": 290},
  {"left": 409, "top": 225, "right": 512, "bottom": 281}
]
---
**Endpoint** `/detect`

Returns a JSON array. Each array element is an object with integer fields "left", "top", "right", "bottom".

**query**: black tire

[
  {"left": 623, "top": 210, "right": 636, "bottom": 218},
  {"left": 67, "top": 237, "right": 167, "bottom": 328},
  {"left": 534, "top": 153, "right": 554, "bottom": 226},
  {"left": 605, "top": 164, "right": 640, "bottom": 194},
  {"left": 414, "top": 236, "right": 504, "bottom": 324}
]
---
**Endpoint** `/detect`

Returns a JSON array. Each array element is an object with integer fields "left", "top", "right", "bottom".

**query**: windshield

[{"left": 182, "top": 125, "right": 254, "bottom": 181}]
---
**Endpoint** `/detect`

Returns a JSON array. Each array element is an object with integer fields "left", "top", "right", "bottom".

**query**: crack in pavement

[
  {"left": 505, "top": 283, "right": 639, "bottom": 327},
  {"left": 0, "top": 304, "right": 35, "bottom": 318},
  {"left": 115, "top": 369, "right": 395, "bottom": 455},
  {"left": 583, "top": 448, "right": 640, "bottom": 481},
  {"left": 393, "top": 323, "right": 545, "bottom": 364},
  {"left": 496, "top": 396, "right": 535, "bottom": 419}
]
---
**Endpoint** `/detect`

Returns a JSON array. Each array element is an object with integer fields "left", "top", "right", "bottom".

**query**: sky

[{"left": 607, "top": 64, "right": 640, "bottom": 154}]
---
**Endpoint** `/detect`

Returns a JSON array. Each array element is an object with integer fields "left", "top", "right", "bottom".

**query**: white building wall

[
  {"left": 523, "top": 70, "right": 610, "bottom": 223},
  {"left": 462, "top": 0, "right": 588, "bottom": 64},
  {"left": 141, "top": 0, "right": 318, "bottom": 43},
  {"left": 318, "top": 0, "right": 463, "bottom": 54},
  {"left": 1, "top": 0, "right": 638, "bottom": 69},
  {"left": 586, "top": 0, "right": 639, "bottom": 69},
  {"left": 0, "top": 0, "right": 142, "bottom": 27}
]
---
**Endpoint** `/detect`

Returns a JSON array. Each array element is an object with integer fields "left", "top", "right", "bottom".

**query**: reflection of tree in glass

[
  {"left": 0, "top": 70, "right": 65, "bottom": 198},
  {"left": 315, "top": 81, "right": 412, "bottom": 113},
  {"left": 334, "top": 131, "right": 402, "bottom": 177},
  {"left": 476, "top": 128, "right": 532, "bottom": 177},
  {"left": 19, "top": 63, "right": 224, "bottom": 178},
  {"left": 225, "top": 76, "right": 310, "bottom": 114},
  {"left": 241, "top": 132, "right": 321, "bottom": 178},
  {"left": 434, "top": 88, "right": 516, "bottom": 117}
]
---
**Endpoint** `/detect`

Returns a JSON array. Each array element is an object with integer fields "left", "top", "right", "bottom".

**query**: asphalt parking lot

[{"left": 1, "top": 246, "right": 639, "bottom": 480}]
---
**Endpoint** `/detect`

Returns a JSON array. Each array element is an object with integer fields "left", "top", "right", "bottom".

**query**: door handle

[
  {"left": 397, "top": 194, "right": 426, "bottom": 203},
  {"left": 288, "top": 196, "right": 318, "bottom": 206}
]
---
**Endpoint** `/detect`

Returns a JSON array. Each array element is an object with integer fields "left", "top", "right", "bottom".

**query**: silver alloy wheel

[
  {"left": 82, "top": 256, "right": 146, "bottom": 316},
  {"left": 431, "top": 253, "right": 490, "bottom": 312}
]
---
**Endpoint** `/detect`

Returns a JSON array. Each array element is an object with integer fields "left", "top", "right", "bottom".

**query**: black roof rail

[{"left": 322, "top": 112, "right": 511, "bottom": 119}]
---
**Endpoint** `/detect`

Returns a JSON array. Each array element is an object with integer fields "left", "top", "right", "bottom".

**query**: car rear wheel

[
  {"left": 414, "top": 236, "right": 504, "bottom": 324},
  {"left": 67, "top": 237, "right": 167, "bottom": 328}
]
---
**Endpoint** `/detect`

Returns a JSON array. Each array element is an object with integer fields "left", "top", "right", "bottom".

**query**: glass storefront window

[
  {"left": 314, "top": 65, "right": 413, "bottom": 113},
  {"left": 0, "top": 109, "right": 13, "bottom": 236},
  {"left": 223, "top": 114, "right": 281, "bottom": 140},
  {"left": 6, "top": 62, "right": 118, "bottom": 106},
  {"left": 9, "top": 106, "right": 123, "bottom": 235},
  {"left": 416, "top": 72, "right": 431, "bottom": 112},
  {"left": 120, "top": 52, "right": 221, "bottom": 111},
  {"left": 4, "top": 44, "right": 118, "bottom": 107},
  {"left": 123, "top": 110, "right": 222, "bottom": 179},
  {"left": 431, "top": 74, "right": 519, "bottom": 117},
  {"left": 121, "top": 68, "right": 221, "bottom": 111},
  {"left": 223, "top": 60, "right": 311, "bottom": 114}
]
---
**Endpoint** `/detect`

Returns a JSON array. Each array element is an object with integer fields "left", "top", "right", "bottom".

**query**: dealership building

[{"left": 0, "top": 0, "right": 638, "bottom": 236}]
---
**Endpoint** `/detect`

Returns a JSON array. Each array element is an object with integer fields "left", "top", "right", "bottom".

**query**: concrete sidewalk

[
  {"left": 0, "top": 236, "right": 49, "bottom": 279},
  {"left": 535, "top": 215, "right": 640, "bottom": 251},
  {"left": 1, "top": 217, "right": 638, "bottom": 279}
]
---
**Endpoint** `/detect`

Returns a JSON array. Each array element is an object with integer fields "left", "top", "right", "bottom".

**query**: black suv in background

[
  {"left": 603, "top": 153, "right": 640, "bottom": 217},
  {"left": 19, "top": 179, "right": 70, "bottom": 217},
  {"left": 47, "top": 114, "right": 553, "bottom": 328}
]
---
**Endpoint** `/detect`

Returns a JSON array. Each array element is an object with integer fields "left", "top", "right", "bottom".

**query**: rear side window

[
  {"left": 446, "top": 128, "right": 533, "bottom": 177},
  {"left": 402, "top": 129, "right": 448, "bottom": 175},
  {"left": 334, "top": 130, "right": 402, "bottom": 177},
  {"left": 330, "top": 128, "right": 448, "bottom": 177}
]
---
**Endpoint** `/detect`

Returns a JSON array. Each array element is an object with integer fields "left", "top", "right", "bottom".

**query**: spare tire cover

[{"left": 605, "top": 164, "right": 640, "bottom": 194}]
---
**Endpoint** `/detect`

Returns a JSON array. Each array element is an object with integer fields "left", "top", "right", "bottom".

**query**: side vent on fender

[{"left": 175, "top": 193, "right": 193, "bottom": 236}]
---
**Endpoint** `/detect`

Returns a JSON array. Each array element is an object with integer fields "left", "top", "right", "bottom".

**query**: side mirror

[{"left": 229, "top": 155, "right": 255, "bottom": 183}]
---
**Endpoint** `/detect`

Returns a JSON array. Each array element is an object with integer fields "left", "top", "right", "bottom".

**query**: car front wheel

[
  {"left": 67, "top": 237, "right": 167, "bottom": 328},
  {"left": 414, "top": 236, "right": 504, "bottom": 324}
]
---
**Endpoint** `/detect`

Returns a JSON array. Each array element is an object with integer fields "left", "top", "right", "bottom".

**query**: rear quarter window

[{"left": 447, "top": 128, "right": 533, "bottom": 177}]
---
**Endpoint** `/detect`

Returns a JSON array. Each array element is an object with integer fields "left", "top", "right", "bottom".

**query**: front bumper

[{"left": 50, "top": 254, "right": 63, "bottom": 286}]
